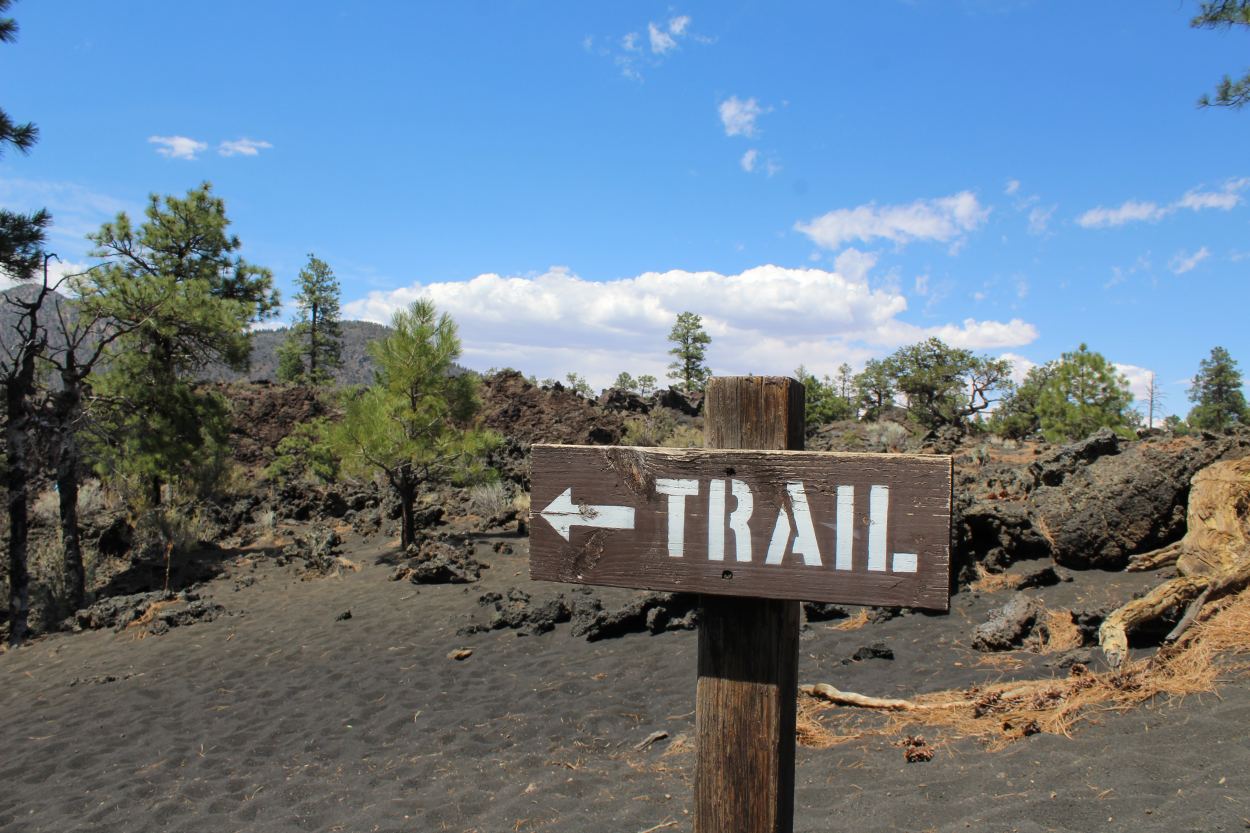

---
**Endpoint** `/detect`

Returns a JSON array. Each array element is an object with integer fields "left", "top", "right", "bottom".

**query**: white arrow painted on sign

[{"left": 541, "top": 488, "right": 636, "bottom": 542}]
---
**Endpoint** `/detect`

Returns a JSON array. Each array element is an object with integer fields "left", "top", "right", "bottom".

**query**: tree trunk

[
  {"left": 398, "top": 478, "right": 416, "bottom": 550},
  {"left": 56, "top": 417, "right": 84, "bottom": 612},
  {"left": 309, "top": 303, "right": 318, "bottom": 382},
  {"left": 149, "top": 475, "right": 162, "bottom": 508},
  {"left": 5, "top": 376, "right": 33, "bottom": 645}
]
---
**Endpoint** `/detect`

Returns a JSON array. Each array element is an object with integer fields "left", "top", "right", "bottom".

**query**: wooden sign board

[{"left": 529, "top": 444, "right": 953, "bottom": 611}]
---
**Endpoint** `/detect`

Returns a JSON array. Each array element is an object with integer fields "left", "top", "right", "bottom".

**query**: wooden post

[{"left": 695, "top": 376, "right": 803, "bottom": 833}]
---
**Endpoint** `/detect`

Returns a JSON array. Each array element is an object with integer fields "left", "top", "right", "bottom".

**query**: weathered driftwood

[
  {"left": 1100, "top": 457, "right": 1250, "bottom": 666},
  {"left": 800, "top": 683, "right": 922, "bottom": 711}
]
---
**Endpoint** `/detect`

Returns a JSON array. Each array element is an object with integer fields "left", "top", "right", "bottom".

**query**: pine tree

[
  {"left": 332, "top": 299, "right": 497, "bottom": 548},
  {"left": 276, "top": 254, "right": 343, "bottom": 384},
  {"left": 794, "top": 365, "right": 852, "bottom": 433},
  {"left": 666, "top": 311, "right": 711, "bottom": 394},
  {"left": 1188, "top": 346, "right": 1248, "bottom": 430},
  {"left": 1193, "top": 1, "right": 1250, "bottom": 108},
  {"left": 0, "top": 0, "right": 49, "bottom": 282},
  {"left": 1036, "top": 344, "right": 1134, "bottom": 442},
  {"left": 990, "top": 362, "right": 1056, "bottom": 439},
  {"left": 85, "top": 183, "right": 278, "bottom": 505},
  {"left": 835, "top": 362, "right": 855, "bottom": 401},
  {"left": 882, "top": 337, "right": 1012, "bottom": 430},
  {"left": 855, "top": 359, "right": 896, "bottom": 421}
]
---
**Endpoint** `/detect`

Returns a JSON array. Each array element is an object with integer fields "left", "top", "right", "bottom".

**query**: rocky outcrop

[
  {"left": 1031, "top": 429, "right": 1247, "bottom": 569},
  {"left": 391, "top": 538, "right": 484, "bottom": 584},
  {"left": 954, "top": 429, "right": 1250, "bottom": 575},
  {"left": 212, "top": 381, "right": 329, "bottom": 467},
  {"left": 480, "top": 371, "right": 626, "bottom": 487},
  {"left": 972, "top": 595, "right": 1044, "bottom": 651}
]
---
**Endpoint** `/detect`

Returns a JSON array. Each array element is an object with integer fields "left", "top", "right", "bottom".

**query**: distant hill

[
  {"left": 200, "top": 320, "right": 392, "bottom": 387},
  {"left": 0, "top": 286, "right": 392, "bottom": 387},
  {"left": 0, "top": 284, "right": 75, "bottom": 361}
]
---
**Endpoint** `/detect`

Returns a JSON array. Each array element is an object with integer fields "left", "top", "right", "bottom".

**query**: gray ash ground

[{"left": 5, "top": 521, "right": 1244, "bottom": 833}]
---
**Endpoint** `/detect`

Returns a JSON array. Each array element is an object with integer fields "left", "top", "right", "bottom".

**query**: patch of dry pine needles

[
  {"left": 799, "top": 589, "right": 1250, "bottom": 752},
  {"left": 969, "top": 563, "right": 1022, "bottom": 593}
]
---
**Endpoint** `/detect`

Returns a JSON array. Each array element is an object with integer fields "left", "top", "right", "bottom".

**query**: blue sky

[{"left": 2, "top": 1, "right": 1248, "bottom": 417}]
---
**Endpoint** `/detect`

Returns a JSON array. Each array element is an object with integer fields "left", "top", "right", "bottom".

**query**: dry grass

[
  {"left": 1028, "top": 608, "right": 1084, "bottom": 654},
  {"left": 31, "top": 488, "right": 59, "bottom": 527},
  {"left": 800, "top": 588, "right": 1250, "bottom": 752},
  {"left": 970, "top": 563, "right": 1023, "bottom": 593},
  {"left": 831, "top": 609, "right": 872, "bottom": 631},
  {"left": 968, "top": 652, "right": 1029, "bottom": 670},
  {"left": 468, "top": 481, "right": 511, "bottom": 517},
  {"left": 796, "top": 700, "right": 864, "bottom": 749}
]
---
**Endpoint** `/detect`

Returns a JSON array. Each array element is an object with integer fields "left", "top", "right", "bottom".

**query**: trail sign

[{"left": 530, "top": 444, "right": 952, "bottom": 611}]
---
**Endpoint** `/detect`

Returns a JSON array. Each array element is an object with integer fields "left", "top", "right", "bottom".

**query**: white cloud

[
  {"left": 342, "top": 264, "right": 1037, "bottom": 389},
  {"left": 794, "top": 191, "right": 990, "bottom": 251},
  {"left": 342, "top": 263, "right": 1035, "bottom": 387},
  {"left": 1169, "top": 246, "right": 1211, "bottom": 275},
  {"left": 740, "top": 148, "right": 758, "bottom": 173},
  {"left": 649, "top": 15, "right": 693, "bottom": 53},
  {"left": 1027, "top": 204, "right": 1054, "bottom": 236},
  {"left": 1079, "top": 178, "right": 1249, "bottom": 228},
  {"left": 833, "top": 248, "right": 878, "bottom": 282},
  {"left": 648, "top": 22, "right": 676, "bottom": 54},
  {"left": 1004, "top": 179, "right": 1020, "bottom": 196},
  {"left": 719, "top": 96, "right": 766, "bottom": 138},
  {"left": 1115, "top": 362, "right": 1155, "bottom": 404},
  {"left": 1176, "top": 178, "right": 1249, "bottom": 211},
  {"left": 1177, "top": 190, "right": 1238, "bottom": 211},
  {"left": 918, "top": 318, "right": 1038, "bottom": 349},
  {"left": 1076, "top": 200, "right": 1166, "bottom": 229},
  {"left": 218, "top": 138, "right": 273, "bottom": 157},
  {"left": 596, "top": 13, "right": 701, "bottom": 79},
  {"left": 999, "top": 352, "right": 1037, "bottom": 386},
  {"left": 0, "top": 258, "right": 90, "bottom": 292},
  {"left": 148, "top": 135, "right": 207, "bottom": 160},
  {"left": 0, "top": 178, "right": 133, "bottom": 257}
]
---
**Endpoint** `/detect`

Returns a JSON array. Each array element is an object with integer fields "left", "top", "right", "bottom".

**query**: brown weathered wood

[
  {"left": 528, "top": 445, "right": 952, "bottom": 610},
  {"left": 1101, "top": 457, "right": 1250, "bottom": 665},
  {"left": 696, "top": 376, "right": 802, "bottom": 833}
]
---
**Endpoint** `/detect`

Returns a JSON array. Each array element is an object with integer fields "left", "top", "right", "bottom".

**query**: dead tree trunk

[
  {"left": 2, "top": 281, "right": 50, "bottom": 645},
  {"left": 1101, "top": 457, "right": 1250, "bottom": 666},
  {"left": 53, "top": 379, "right": 85, "bottom": 612},
  {"left": 5, "top": 375, "right": 34, "bottom": 645}
]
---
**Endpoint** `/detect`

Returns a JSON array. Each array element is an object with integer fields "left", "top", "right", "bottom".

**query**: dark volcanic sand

[{"left": 3, "top": 532, "right": 1249, "bottom": 833}]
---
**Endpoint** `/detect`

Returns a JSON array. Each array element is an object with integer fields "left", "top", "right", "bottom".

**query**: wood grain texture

[
  {"left": 528, "top": 445, "right": 953, "bottom": 610},
  {"left": 696, "top": 376, "right": 801, "bottom": 833}
]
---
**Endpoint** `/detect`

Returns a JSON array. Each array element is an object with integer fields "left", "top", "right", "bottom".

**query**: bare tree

[
  {"left": 1145, "top": 371, "right": 1166, "bottom": 430},
  {"left": 38, "top": 264, "right": 157, "bottom": 611},
  {"left": 1, "top": 256, "right": 53, "bottom": 644}
]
